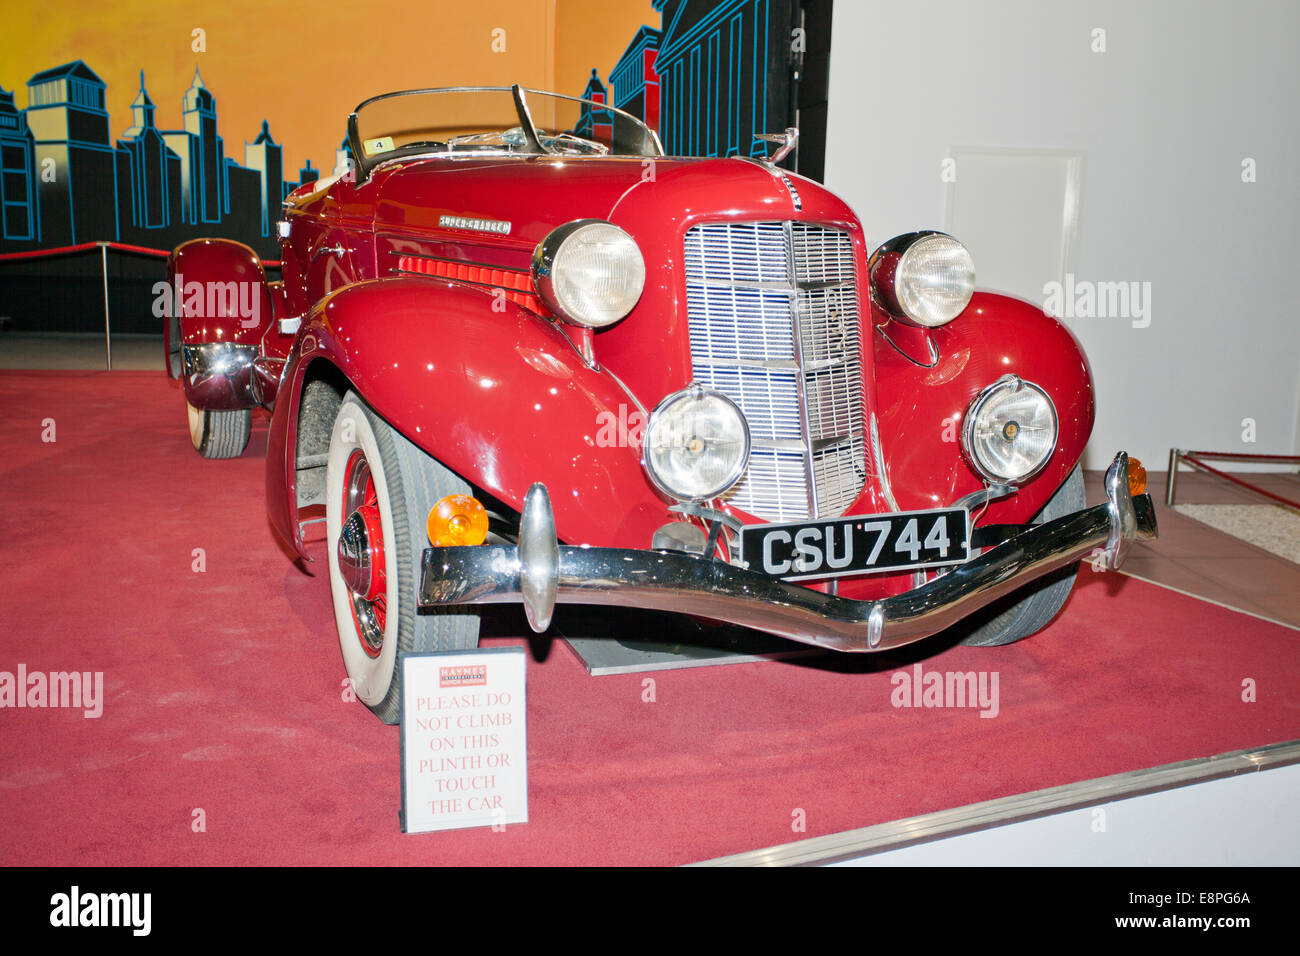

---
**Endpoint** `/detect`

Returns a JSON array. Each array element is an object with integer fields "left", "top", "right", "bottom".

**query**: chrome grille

[{"left": 685, "top": 221, "right": 866, "bottom": 521}]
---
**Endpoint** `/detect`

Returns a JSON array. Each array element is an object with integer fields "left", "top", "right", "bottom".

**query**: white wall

[
  {"left": 831, "top": 761, "right": 1300, "bottom": 866},
  {"left": 825, "top": 0, "right": 1300, "bottom": 471}
]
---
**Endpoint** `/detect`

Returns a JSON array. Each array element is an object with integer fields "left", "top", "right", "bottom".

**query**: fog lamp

[
  {"left": 962, "top": 375, "right": 1058, "bottom": 484},
  {"left": 427, "top": 495, "right": 489, "bottom": 546},
  {"left": 643, "top": 385, "right": 750, "bottom": 501}
]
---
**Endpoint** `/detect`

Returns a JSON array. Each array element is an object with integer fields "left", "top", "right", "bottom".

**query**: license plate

[{"left": 739, "top": 507, "right": 971, "bottom": 581}]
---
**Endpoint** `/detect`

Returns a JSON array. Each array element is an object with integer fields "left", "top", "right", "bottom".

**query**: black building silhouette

[
  {"left": 609, "top": 25, "right": 661, "bottom": 132},
  {"left": 25, "top": 60, "right": 120, "bottom": 246},
  {"left": 0, "top": 59, "right": 327, "bottom": 334},
  {"left": 573, "top": 69, "right": 614, "bottom": 142},
  {"left": 116, "top": 72, "right": 181, "bottom": 235},
  {"left": 653, "top": 0, "right": 792, "bottom": 159},
  {"left": 0, "top": 84, "right": 39, "bottom": 241},
  {"left": 245, "top": 120, "right": 282, "bottom": 237},
  {"left": 0, "top": 60, "right": 321, "bottom": 258}
]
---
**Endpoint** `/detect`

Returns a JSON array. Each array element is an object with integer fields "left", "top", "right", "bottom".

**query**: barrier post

[
  {"left": 100, "top": 242, "right": 112, "bottom": 370},
  {"left": 1166, "top": 447, "right": 1180, "bottom": 507}
]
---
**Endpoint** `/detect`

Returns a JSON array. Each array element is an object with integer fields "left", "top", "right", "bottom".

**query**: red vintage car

[{"left": 166, "top": 86, "right": 1157, "bottom": 723}]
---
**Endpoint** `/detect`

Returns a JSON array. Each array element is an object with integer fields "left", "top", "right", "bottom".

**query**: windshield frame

[{"left": 345, "top": 84, "right": 664, "bottom": 178}]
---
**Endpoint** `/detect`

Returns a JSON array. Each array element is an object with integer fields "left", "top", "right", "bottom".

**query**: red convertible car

[{"left": 166, "top": 86, "right": 1157, "bottom": 723}]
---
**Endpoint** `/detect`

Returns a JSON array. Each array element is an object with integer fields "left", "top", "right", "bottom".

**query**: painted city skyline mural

[
  {"left": 0, "top": 62, "right": 323, "bottom": 259},
  {"left": 573, "top": 0, "right": 792, "bottom": 162},
  {"left": 1, "top": 0, "right": 795, "bottom": 261}
]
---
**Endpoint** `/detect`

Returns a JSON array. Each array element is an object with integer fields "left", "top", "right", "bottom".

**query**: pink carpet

[{"left": 1, "top": 370, "right": 1297, "bottom": 865}]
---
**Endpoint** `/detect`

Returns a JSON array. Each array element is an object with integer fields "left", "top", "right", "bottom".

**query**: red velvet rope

[
  {"left": 0, "top": 241, "right": 280, "bottom": 268},
  {"left": 1180, "top": 453, "right": 1300, "bottom": 510}
]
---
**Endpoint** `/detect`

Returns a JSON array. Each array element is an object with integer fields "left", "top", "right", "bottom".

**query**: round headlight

[
  {"left": 873, "top": 232, "right": 975, "bottom": 328},
  {"left": 962, "top": 376, "right": 1058, "bottom": 484},
  {"left": 643, "top": 385, "right": 750, "bottom": 501},
  {"left": 532, "top": 219, "right": 645, "bottom": 328}
]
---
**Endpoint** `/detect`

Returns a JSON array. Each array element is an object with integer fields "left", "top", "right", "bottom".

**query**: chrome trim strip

[
  {"left": 347, "top": 85, "right": 662, "bottom": 180},
  {"left": 420, "top": 453, "right": 1158, "bottom": 654},
  {"left": 751, "top": 434, "right": 859, "bottom": 453},
  {"left": 688, "top": 277, "right": 853, "bottom": 293},
  {"left": 779, "top": 173, "right": 802, "bottom": 210},
  {"left": 875, "top": 323, "right": 940, "bottom": 368},
  {"left": 784, "top": 220, "right": 820, "bottom": 516},
  {"left": 550, "top": 321, "right": 600, "bottom": 371},
  {"left": 951, "top": 482, "right": 1016, "bottom": 512},
  {"left": 691, "top": 354, "right": 861, "bottom": 374},
  {"left": 689, "top": 739, "right": 1300, "bottom": 866},
  {"left": 869, "top": 413, "right": 901, "bottom": 512},
  {"left": 668, "top": 501, "right": 745, "bottom": 533}
]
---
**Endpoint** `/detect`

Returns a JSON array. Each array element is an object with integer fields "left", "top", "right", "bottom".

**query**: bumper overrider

[{"left": 418, "top": 452, "right": 1158, "bottom": 653}]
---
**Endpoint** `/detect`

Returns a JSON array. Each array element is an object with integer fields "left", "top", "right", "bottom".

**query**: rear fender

[
  {"left": 873, "top": 291, "right": 1096, "bottom": 525},
  {"left": 166, "top": 238, "right": 274, "bottom": 345},
  {"left": 165, "top": 239, "right": 273, "bottom": 409},
  {"left": 265, "top": 277, "right": 673, "bottom": 559}
]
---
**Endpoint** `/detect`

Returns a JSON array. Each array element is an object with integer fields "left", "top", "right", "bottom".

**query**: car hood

[{"left": 370, "top": 153, "right": 814, "bottom": 257}]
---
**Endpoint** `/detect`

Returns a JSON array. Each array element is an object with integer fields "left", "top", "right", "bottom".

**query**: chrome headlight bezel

[
  {"left": 962, "top": 375, "right": 1059, "bottom": 485},
  {"left": 869, "top": 231, "right": 976, "bottom": 328},
  {"left": 532, "top": 219, "right": 646, "bottom": 328},
  {"left": 642, "top": 384, "right": 751, "bottom": 502}
]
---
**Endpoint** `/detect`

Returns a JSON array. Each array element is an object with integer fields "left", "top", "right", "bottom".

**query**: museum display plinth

[{"left": 2, "top": 370, "right": 1297, "bottom": 866}]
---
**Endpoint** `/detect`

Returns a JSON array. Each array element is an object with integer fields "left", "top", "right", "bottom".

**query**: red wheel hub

[{"left": 339, "top": 450, "right": 387, "bottom": 657}]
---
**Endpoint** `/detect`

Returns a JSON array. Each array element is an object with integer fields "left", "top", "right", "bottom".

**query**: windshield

[{"left": 347, "top": 86, "right": 662, "bottom": 174}]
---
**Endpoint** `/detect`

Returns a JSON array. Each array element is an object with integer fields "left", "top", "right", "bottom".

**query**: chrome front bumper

[{"left": 418, "top": 453, "right": 1158, "bottom": 654}]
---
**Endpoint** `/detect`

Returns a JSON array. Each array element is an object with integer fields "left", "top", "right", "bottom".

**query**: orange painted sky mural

[{"left": 2, "top": 0, "right": 659, "bottom": 177}]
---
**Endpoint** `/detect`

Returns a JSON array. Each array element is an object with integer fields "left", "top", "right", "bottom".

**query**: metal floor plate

[{"left": 557, "top": 606, "right": 821, "bottom": 675}]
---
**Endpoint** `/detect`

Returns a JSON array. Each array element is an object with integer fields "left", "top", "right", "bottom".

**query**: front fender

[
  {"left": 874, "top": 291, "right": 1096, "bottom": 525},
  {"left": 265, "top": 277, "right": 674, "bottom": 558}
]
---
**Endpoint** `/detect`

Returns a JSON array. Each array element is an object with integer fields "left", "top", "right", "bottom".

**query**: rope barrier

[
  {"left": 1167, "top": 449, "right": 1300, "bottom": 510},
  {"left": 0, "top": 241, "right": 282, "bottom": 369},
  {"left": 0, "top": 240, "right": 280, "bottom": 267}
]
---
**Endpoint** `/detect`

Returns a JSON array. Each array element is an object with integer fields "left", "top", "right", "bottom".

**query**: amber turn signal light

[
  {"left": 1127, "top": 457, "right": 1147, "bottom": 497},
  {"left": 427, "top": 495, "right": 489, "bottom": 547}
]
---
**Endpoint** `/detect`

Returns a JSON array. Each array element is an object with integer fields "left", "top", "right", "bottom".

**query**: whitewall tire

[
  {"left": 956, "top": 465, "right": 1087, "bottom": 647},
  {"left": 187, "top": 401, "right": 251, "bottom": 458},
  {"left": 325, "top": 391, "right": 480, "bottom": 724}
]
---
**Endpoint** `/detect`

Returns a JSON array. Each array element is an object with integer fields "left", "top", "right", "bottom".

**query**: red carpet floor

[{"left": 1, "top": 370, "right": 1297, "bottom": 866}]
